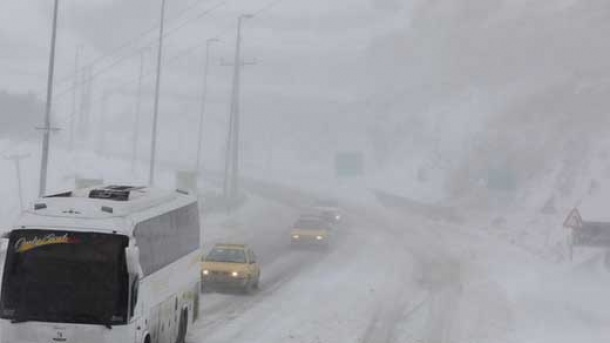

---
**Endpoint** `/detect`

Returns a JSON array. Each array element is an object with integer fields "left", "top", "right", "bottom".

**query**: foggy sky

[{"left": 3, "top": 0, "right": 610, "bottom": 201}]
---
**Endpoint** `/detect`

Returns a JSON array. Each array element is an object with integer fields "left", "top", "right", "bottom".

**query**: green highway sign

[{"left": 335, "top": 152, "right": 364, "bottom": 177}]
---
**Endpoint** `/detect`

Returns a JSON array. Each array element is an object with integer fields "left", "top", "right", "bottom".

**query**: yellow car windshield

[{"left": 206, "top": 249, "right": 247, "bottom": 264}]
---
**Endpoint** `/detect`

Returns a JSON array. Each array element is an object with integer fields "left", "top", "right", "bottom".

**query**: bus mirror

[
  {"left": 125, "top": 244, "right": 142, "bottom": 276},
  {"left": 0, "top": 232, "right": 8, "bottom": 255}
]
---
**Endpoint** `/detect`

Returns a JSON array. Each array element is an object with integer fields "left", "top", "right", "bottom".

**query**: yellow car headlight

[
  {"left": 202, "top": 269, "right": 209, "bottom": 276},
  {"left": 231, "top": 271, "right": 239, "bottom": 278}
]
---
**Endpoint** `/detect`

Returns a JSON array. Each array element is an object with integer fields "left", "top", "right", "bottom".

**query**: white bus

[{"left": 0, "top": 185, "right": 202, "bottom": 343}]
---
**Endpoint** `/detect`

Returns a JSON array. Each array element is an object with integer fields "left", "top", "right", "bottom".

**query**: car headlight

[
  {"left": 316, "top": 235, "right": 324, "bottom": 240},
  {"left": 292, "top": 235, "right": 300, "bottom": 239},
  {"left": 202, "top": 270, "right": 209, "bottom": 276},
  {"left": 335, "top": 215, "right": 341, "bottom": 220},
  {"left": 231, "top": 271, "right": 239, "bottom": 278}
]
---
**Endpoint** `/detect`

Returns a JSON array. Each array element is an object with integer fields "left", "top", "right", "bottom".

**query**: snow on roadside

[
  {"left": 377, "top": 202, "right": 610, "bottom": 343},
  {"left": 228, "top": 162, "right": 610, "bottom": 343}
]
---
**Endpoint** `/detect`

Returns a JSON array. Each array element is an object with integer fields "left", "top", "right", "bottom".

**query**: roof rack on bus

[
  {"left": 88, "top": 185, "right": 145, "bottom": 202},
  {"left": 34, "top": 203, "right": 47, "bottom": 210},
  {"left": 44, "top": 191, "right": 73, "bottom": 198}
]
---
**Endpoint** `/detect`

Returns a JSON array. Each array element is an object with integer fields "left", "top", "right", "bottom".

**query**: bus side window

[{"left": 130, "top": 276, "right": 139, "bottom": 318}]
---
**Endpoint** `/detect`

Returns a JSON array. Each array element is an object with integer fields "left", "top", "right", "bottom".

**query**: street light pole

[
  {"left": 195, "top": 38, "right": 219, "bottom": 177},
  {"left": 69, "top": 46, "right": 82, "bottom": 151},
  {"left": 38, "top": 0, "right": 60, "bottom": 197},
  {"left": 132, "top": 48, "right": 148, "bottom": 173},
  {"left": 223, "top": 15, "right": 252, "bottom": 203},
  {"left": 149, "top": 0, "right": 168, "bottom": 186},
  {"left": 5, "top": 154, "right": 30, "bottom": 211}
]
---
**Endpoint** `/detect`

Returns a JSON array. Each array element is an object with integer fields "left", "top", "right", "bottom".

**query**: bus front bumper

[{"left": 0, "top": 319, "right": 134, "bottom": 343}]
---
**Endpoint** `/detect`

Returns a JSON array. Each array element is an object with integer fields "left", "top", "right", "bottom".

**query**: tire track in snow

[
  {"left": 194, "top": 181, "right": 464, "bottom": 343},
  {"left": 352, "top": 205, "right": 469, "bottom": 343},
  {"left": 342, "top": 208, "right": 433, "bottom": 343},
  {"left": 361, "top": 291, "right": 429, "bottom": 343},
  {"left": 190, "top": 246, "right": 340, "bottom": 341}
]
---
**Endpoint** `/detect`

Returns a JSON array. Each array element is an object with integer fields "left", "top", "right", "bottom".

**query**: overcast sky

[
  {"left": 0, "top": 0, "right": 403, "bottom": 96},
  {"left": 4, "top": 0, "right": 610, "bottom": 200},
  {"left": 0, "top": 0, "right": 410, "bottom": 174}
]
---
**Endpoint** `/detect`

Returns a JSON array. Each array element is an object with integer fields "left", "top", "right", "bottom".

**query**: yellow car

[
  {"left": 201, "top": 243, "right": 261, "bottom": 293},
  {"left": 291, "top": 216, "right": 333, "bottom": 248}
]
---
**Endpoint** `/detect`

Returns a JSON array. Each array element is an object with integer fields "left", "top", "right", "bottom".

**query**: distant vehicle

[
  {"left": 0, "top": 185, "right": 202, "bottom": 343},
  {"left": 314, "top": 199, "right": 340, "bottom": 209},
  {"left": 201, "top": 243, "right": 261, "bottom": 294},
  {"left": 312, "top": 198, "right": 342, "bottom": 224},
  {"left": 291, "top": 217, "right": 333, "bottom": 248},
  {"left": 311, "top": 206, "right": 342, "bottom": 225}
]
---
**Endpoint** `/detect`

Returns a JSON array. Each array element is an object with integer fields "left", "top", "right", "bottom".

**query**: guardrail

[{"left": 372, "top": 190, "right": 462, "bottom": 222}]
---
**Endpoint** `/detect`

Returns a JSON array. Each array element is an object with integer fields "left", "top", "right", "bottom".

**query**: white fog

[{"left": 0, "top": 1, "right": 609, "bottom": 342}]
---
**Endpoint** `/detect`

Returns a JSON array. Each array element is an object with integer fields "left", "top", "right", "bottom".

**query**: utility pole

[
  {"left": 149, "top": 0, "right": 168, "bottom": 186},
  {"left": 195, "top": 38, "right": 219, "bottom": 177},
  {"left": 132, "top": 48, "right": 149, "bottom": 172},
  {"left": 5, "top": 154, "right": 31, "bottom": 211},
  {"left": 97, "top": 89, "right": 112, "bottom": 156},
  {"left": 223, "top": 14, "right": 253, "bottom": 203},
  {"left": 69, "top": 46, "right": 82, "bottom": 151},
  {"left": 38, "top": 0, "right": 60, "bottom": 197},
  {"left": 78, "top": 65, "right": 93, "bottom": 140}
]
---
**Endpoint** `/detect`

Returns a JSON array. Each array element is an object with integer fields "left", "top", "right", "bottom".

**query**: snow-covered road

[
  {"left": 192, "top": 203, "right": 422, "bottom": 343},
  {"left": 190, "top": 189, "right": 610, "bottom": 343},
  {"left": 2, "top": 141, "right": 610, "bottom": 342}
]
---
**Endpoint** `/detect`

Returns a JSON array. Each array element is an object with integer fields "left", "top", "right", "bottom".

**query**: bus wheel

[{"left": 176, "top": 310, "right": 188, "bottom": 343}]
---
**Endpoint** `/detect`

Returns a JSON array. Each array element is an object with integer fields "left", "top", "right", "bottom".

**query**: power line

[
  {"left": 161, "top": 0, "right": 290, "bottom": 64},
  {"left": 160, "top": 0, "right": 291, "bottom": 66},
  {"left": 54, "top": 0, "right": 291, "bottom": 118},
  {"left": 54, "top": 27, "right": 230, "bottom": 130},
  {"left": 54, "top": 31, "right": 154, "bottom": 87},
  {"left": 54, "top": 0, "right": 226, "bottom": 88},
  {"left": 163, "top": 1, "right": 227, "bottom": 38},
  {"left": 250, "top": 0, "right": 287, "bottom": 17},
  {"left": 53, "top": 1, "right": 228, "bottom": 102}
]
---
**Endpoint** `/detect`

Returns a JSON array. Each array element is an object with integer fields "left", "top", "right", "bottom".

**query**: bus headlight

[
  {"left": 231, "top": 271, "right": 239, "bottom": 278},
  {"left": 202, "top": 270, "right": 209, "bottom": 276}
]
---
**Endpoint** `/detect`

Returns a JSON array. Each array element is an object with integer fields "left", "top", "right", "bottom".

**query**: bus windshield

[{"left": 0, "top": 229, "right": 129, "bottom": 326}]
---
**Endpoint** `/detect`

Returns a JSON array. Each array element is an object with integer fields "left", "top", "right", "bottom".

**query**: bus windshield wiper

[
  {"left": 71, "top": 314, "right": 113, "bottom": 330},
  {"left": 10, "top": 316, "right": 32, "bottom": 324},
  {"left": 9, "top": 309, "right": 32, "bottom": 324}
]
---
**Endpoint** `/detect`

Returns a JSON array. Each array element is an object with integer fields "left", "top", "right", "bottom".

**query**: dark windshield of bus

[{"left": 0, "top": 230, "right": 129, "bottom": 326}]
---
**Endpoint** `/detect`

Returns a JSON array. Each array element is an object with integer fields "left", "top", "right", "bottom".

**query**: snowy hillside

[{"left": 363, "top": 0, "right": 610, "bottom": 208}]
